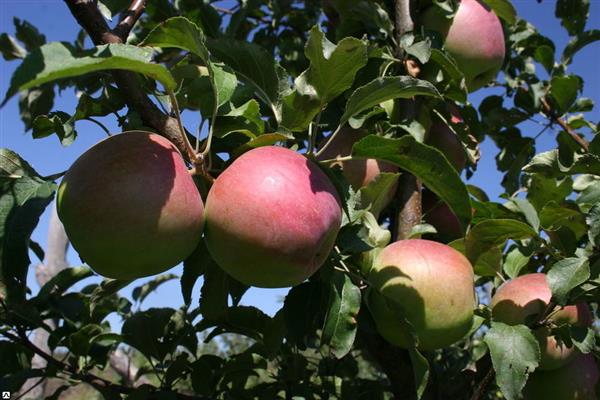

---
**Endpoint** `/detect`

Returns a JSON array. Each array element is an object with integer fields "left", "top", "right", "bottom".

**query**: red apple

[
  {"left": 422, "top": 0, "right": 506, "bottom": 92},
  {"left": 523, "top": 354, "right": 599, "bottom": 400},
  {"left": 491, "top": 273, "right": 592, "bottom": 370},
  {"left": 57, "top": 131, "right": 204, "bottom": 279},
  {"left": 204, "top": 146, "right": 342, "bottom": 288},
  {"left": 367, "top": 239, "right": 475, "bottom": 350}
]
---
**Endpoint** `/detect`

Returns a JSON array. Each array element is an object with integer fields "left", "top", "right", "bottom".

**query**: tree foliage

[{"left": 1, "top": 0, "right": 599, "bottom": 399}]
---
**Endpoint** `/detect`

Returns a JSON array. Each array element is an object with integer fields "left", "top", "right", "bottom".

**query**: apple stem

[
  {"left": 314, "top": 124, "right": 342, "bottom": 158},
  {"left": 195, "top": 118, "right": 206, "bottom": 153},
  {"left": 85, "top": 117, "right": 112, "bottom": 136},
  {"left": 168, "top": 91, "right": 199, "bottom": 163}
]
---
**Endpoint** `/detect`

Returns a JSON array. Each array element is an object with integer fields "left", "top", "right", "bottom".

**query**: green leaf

[
  {"left": 279, "top": 89, "right": 321, "bottom": 131},
  {"left": 297, "top": 26, "right": 368, "bottom": 104},
  {"left": 408, "top": 347, "right": 430, "bottom": 400},
  {"left": 507, "top": 198, "right": 540, "bottom": 232},
  {"left": 122, "top": 308, "right": 191, "bottom": 361},
  {"left": 481, "top": 0, "right": 517, "bottom": 24},
  {"left": 523, "top": 150, "right": 600, "bottom": 176},
  {"left": 207, "top": 38, "right": 285, "bottom": 120},
  {"left": 89, "top": 278, "right": 132, "bottom": 315},
  {"left": 450, "top": 239, "right": 502, "bottom": 277},
  {"left": 32, "top": 111, "right": 76, "bottom": 146},
  {"left": 465, "top": 219, "right": 537, "bottom": 265},
  {"left": 547, "top": 257, "right": 590, "bottom": 305},
  {"left": 0, "top": 33, "right": 26, "bottom": 60},
  {"left": 0, "top": 341, "right": 33, "bottom": 376},
  {"left": 555, "top": 0, "right": 589, "bottom": 36},
  {"left": 321, "top": 271, "right": 361, "bottom": 359},
  {"left": 484, "top": 322, "right": 540, "bottom": 400},
  {"left": 341, "top": 76, "right": 440, "bottom": 124},
  {"left": 0, "top": 149, "right": 56, "bottom": 301},
  {"left": 539, "top": 201, "right": 586, "bottom": 239},
  {"left": 132, "top": 273, "right": 178, "bottom": 304},
  {"left": 562, "top": 29, "right": 600, "bottom": 63},
  {"left": 181, "top": 242, "right": 210, "bottom": 305},
  {"left": 34, "top": 266, "right": 93, "bottom": 304},
  {"left": 3, "top": 42, "right": 176, "bottom": 105},
  {"left": 352, "top": 135, "right": 471, "bottom": 231},
  {"left": 503, "top": 246, "right": 531, "bottom": 279},
  {"left": 586, "top": 203, "right": 600, "bottom": 248},
  {"left": 355, "top": 172, "right": 400, "bottom": 218},
  {"left": 141, "top": 16, "right": 209, "bottom": 62},
  {"left": 13, "top": 18, "right": 46, "bottom": 51},
  {"left": 549, "top": 75, "right": 580, "bottom": 115}
]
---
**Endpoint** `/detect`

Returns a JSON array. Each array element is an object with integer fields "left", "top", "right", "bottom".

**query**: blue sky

[{"left": 0, "top": 0, "right": 599, "bottom": 323}]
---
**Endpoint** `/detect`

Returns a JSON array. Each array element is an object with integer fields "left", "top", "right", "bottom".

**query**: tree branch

[
  {"left": 541, "top": 96, "right": 589, "bottom": 152},
  {"left": 392, "top": 0, "right": 421, "bottom": 241},
  {"left": 113, "top": 0, "right": 147, "bottom": 41},
  {"left": 4, "top": 330, "right": 208, "bottom": 400},
  {"left": 63, "top": 0, "right": 192, "bottom": 157},
  {"left": 19, "top": 206, "right": 69, "bottom": 399}
]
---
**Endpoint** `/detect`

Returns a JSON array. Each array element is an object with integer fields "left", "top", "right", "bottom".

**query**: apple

[
  {"left": 203, "top": 146, "right": 342, "bottom": 288},
  {"left": 523, "top": 354, "right": 599, "bottom": 400},
  {"left": 422, "top": 190, "right": 462, "bottom": 241},
  {"left": 491, "top": 273, "right": 592, "bottom": 370},
  {"left": 318, "top": 127, "right": 399, "bottom": 210},
  {"left": 57, "top": 131, "right": 204, "bottom": 279},
  {"left": 421, "top": 0, "right": 506, "bottom": 92},
  {"left": 366, "top": 239, "right": 475, "bottom": 350}
]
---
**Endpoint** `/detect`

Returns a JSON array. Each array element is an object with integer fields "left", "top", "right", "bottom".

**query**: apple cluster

[{"left": 55, "top": 1, "right": 598, "bottom": 388}]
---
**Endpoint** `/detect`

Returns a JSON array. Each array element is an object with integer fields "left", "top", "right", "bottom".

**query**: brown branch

[
  {"left": 19, "top": 206, "right": 69, "bottom": 399},
  {"left": 3, "top": 330, "right": 207, "bottom": 400},
  {"left": 394, "top": 173, "right": 422, "bottom": 240},
  {"left": 394, "top": 0, "right": 414, "bottom": 58},
  {"left": 392, "top": 0, "right": 421, "bottom": 241},
  {"left": 470, "top": 367, "right": 495, "bottom": 400},
  {"left": 113, "top": 0, "right": 147, "bottom": 41},
  {"left": 63, "top": 0, "right": 191, "bottom": 157},
  {"left": 541, "top": 96, "right": 589, "bottom": 152}
]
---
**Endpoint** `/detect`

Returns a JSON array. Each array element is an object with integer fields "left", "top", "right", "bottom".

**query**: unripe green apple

[
  {"left": 491, "top": 273, "right": 592, "bottom": 370},
  {"left": 204, "top": 146, "right": 342, "bottom": 288},
  {"left": 421, "top": 0, "right": 506, "bottom": 92},
  {"left": 57, "top": 131, "right": 204, "bottom": 279},
  {"left": 366, "top": 239, "right": 475, "bottom": 350},
  {"left": 523, "top": 354, "right": 599, "bottom": 400},
  {"left": 318, "top": 127, "right": 399, "bottom": 203}
]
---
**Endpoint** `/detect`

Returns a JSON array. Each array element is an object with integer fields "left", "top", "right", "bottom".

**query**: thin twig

[
  {"left": 314, "top": 124, "right": 342, "bottom": 158},
  {"left": 63, "top": 0, "right": 193, "bottom": 158},
  {"left": 541, "top": 96, "right": 589, "bottom": 151},
  {"left": 85, "top": 117, "right": 112, "bottom": 136},
  {"left": 168, "top": 91, "right": 198, "bottom": 162},
  {"left": 470, "top": 367, "right": 495, "bottom": 400}
]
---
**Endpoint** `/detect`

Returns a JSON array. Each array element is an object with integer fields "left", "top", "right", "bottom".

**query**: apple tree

[{"left": 1, "top": 0, "right": 599, "bottom": 399}]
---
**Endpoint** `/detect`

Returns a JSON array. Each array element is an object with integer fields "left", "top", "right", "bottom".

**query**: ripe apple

[
  {"left": 421, "top": 0, "right": 506, "bottom": 92},
  {"left": 57, "top": 131, "right": 204, "bottom": 279},
  {"left": 366, "top": 239, "right": 475, "bottom": 350},
  {"left": 422, "top": 190, "right": 462, "bottom": 241},
  {"left": 523, "top": 354, "right": 599, "bottom": 400},
  {"left": 204, "top": 146, "right": 342, "bottom": 288},
  {"left": 491, "top": 273, "right": 592, "bottom": 370},
  {"left": 318, "top": 127, "right": 399, "bottom": 201}
]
